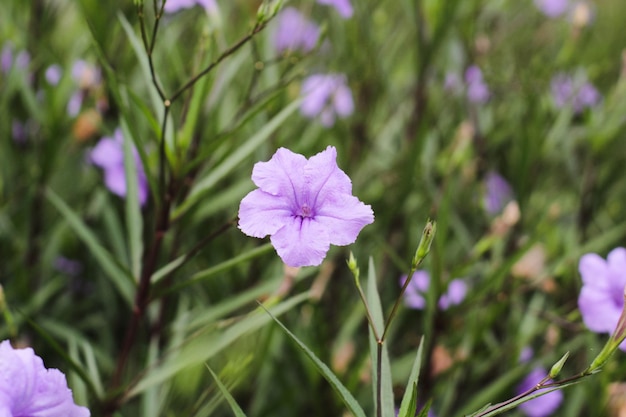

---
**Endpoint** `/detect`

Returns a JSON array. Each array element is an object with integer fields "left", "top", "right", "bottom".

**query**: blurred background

[{"left": 2, "top": 0, "right": 626, "bottom": 416}]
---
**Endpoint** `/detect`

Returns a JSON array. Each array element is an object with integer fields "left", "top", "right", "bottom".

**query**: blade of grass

[
  {"left": 206, "top": 364, "right": 248, "bottom": 417},
  {"left": 398, "top": 337, "right": 425, "bottom": 417},
  {"left": 261, "top": 305, "right": 367, "bottom": 417},
  {"left": 45, "top": 188, "right": 135, "bottom": 305}
]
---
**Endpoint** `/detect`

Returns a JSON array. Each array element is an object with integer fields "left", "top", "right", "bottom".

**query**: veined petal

[
  {"left": 304, "top": 146, "right": 352, "bottom": 205},
  {"left": 270, "top": 217, "right": 330, "bottom": 267},
  {"left": 251, "top": 148, "right": 307, "bottom": 202},
  {"left": 238, "top": 189, "right": 293, "bottom": 238},
  {"left": 315, "top": 194, "right": 374, "bottom": 245}
]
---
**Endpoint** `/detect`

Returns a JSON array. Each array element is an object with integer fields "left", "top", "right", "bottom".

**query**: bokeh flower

[
  {"left": 300, "top": 74, "right": 354, "bottom": 127},
  {"left": 45, "top": 64, "right": 63, "bottom": 86},
  {"left": 516, "top": 367, "right": 563, "bottom": 417},
  {"left": 465, "top": 65, "right": 490, "bottom": 104},
  {"left": 163, "top": 0, "right": 217, "bottom": 14},
  {"left": 534, "top": 0, "right": 570, "bottom": 18},
  {"left": 550, "top": 72, "right": 600, "bottom": 113},
  {"left": 400, "top": 271, "right": 467, "bottom": 310},
  {"left": 578, "top": 247, "right": 626, "bottom": 350},
  {"left": 89, "top": 128, "right": 148, "bottom": 206},
  {"left": 67, "top": 60, "right": 102, "bottom": 117},
  {"left": 317, "top": 0, "right": 353, "bottom": 19},
  {"left": 273, "top": 7, "right": 320, "bottom": 54},
  {"left": 238, "top": 146, "right": 374, "bottom": 267},
  {"left": 483, "top": 171, "right": 513, "bottom": 215},
  {"left": 0, "top": 340, "right": 90, "bottom": 417}
]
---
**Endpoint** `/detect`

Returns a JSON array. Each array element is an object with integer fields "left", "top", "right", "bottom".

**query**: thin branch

[{"left": 169, "top": 22, "right": 268, "bottom": 103}]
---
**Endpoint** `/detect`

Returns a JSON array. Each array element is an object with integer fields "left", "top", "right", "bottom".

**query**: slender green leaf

[
  {"left": 172, "top": 98, "right": 303, "bottom": 219},
  {"left": 121, "top": 121, "right": 144, "bottom": 279},
  {"left": 206, "top": 365, "right": 248, "bottom": 417},
  {"left": 367, "top": 257, "right": 394, "bottom": 417},
  {"left": 45, "top": 188, "right": 135, "bottom": 305},
  {"left": 398, "top": 337, "right": 425, "bottom": 417},
  {"left": 127, "top": 292, "right": 309, "bottom": 398},
  {"left": 263, "top": 305, "right": 367, "bottom": 417}
]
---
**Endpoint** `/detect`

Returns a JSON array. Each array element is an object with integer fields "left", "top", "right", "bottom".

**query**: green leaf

[
  {"left": 121, "top": 121, "right": 144, "bottom": 279},
  {"left": 172, "top": 98, "right": 303, "bottom": 219},
  {"left": 45, "top": 188, "right": 135, "bottom": 305},
  {"left": 367, "top": 257, "right": 394, "bottom": 417},
  {"left": 127, "top": 292, "right": 309, "bottom": 398},
  {"left": 206, "top": 365, "right": 248, "bottom": 417},
  {"left": 398, "top": 337, "right": 425, "bottom": 417},
  {"left": 262, "top": 305, "right": 367, "bottom": 417}
]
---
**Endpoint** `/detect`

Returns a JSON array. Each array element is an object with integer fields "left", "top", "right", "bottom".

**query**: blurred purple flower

[
  {"left": 12, "top": 120, "right": 27, "bottom": 144},
  {"left": 15, "top": 50, "right": 30, "bottom": 70},
  {"left": 71, "top": 60, "right": 100, "bottom": 89},
  {"left": 400, "top": 271, "right": 467, "bottom": 310},
  {"left": 519, "top": 346, "right": 534, "bottom": 363},
  {"left": 516, "top": 367, "right": 563, "bottom": 417},
  {"left": 578, "top": 247, "right": 626, "bottom": 350},
  {"left": 164, "top": 0, "right": 217, "bottom": 13},
  {"left": 317, "top": 0, "right": 353, "bottom": 18},
  {"left": 90, "top": 128, "right": 148, "bottom": 206},
  {"left": 444, "top": 72, "right": 463, "bottom": 94},
  {"left": 54, "top": 257, "right": 83, "bottom": 277},
  {"left": 551, "top": 72, "right": 600, "bottom": 113},
  {"left": 300, "top": 74, "right": 354, "bottom": 127},
  {"left": 45, "top": 64, "right": 62, "bottom": 86},
  {"left": 483, "top": 171, "right": 513, "bottom": 215},
  {"left": 465, "top": 65, "right": 490, "bottom": 104},
  {"left": 0, "top": 340, "right": 90, "bottom": 417},
  {"left": 273, "top": 7, "right": 320, "bottom": 54},
  {"left": 534, "top": 0, "right": 570, "bottom": 17},
  {"left": 1, "top": 43, "right": 12, "bottom": 73},
  {"left": 238, "top": 146, "right": 374, "bottom": 267}
]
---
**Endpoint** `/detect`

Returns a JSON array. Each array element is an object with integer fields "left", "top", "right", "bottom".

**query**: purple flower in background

[
  {"left": 90, "top": 128, "right": 148, "bottom": 206},
  {"left": 273, "top": 8, "right": 320, "bottom": 54},
  {"left": 483, "top": 171, "right": 514, "bottom": 215},
  {"left": 317, "top": 0, "right": 353, "bottom": 18},
  {"left": 444, "top": 72, "right": 463, "bottom": 94},
  {"left": 164, "top": 0, "right": 217, "bottom": 13},
  {"left": 0, "top": 340, "right": 90, "bottom": 417},
  {"left": 300, "top": 74, "right": 354, "bottom": 127},
  {"left": 1, "top": 43, "right": 12, "bottom": 72},
  {"left": 534, "top": 0, "right": 570, "bottom": 18},
  {"left": 465, "top": 65, "right": 490, "bottom": 104},
  {"left": 516, "top": 368, "right": 563, "bottom": 417},
  {"left": 12, "top": 120, "right": 27, "bottom": 144},
  {"left": 238, "top": 146, "right": 374, "bottom": 267},
  {"left": 578, "top": 248, "right": 626, "bottom": 350},
  {"left": 54, "top": 257, "right": 83, "bottom": 277},
  {"left": 45, "top": 64, "right": 62, "bottom": 86},
  {"left": 551, "top": 72, "right": 600, "bottom": 113},
  {"left": 400, "top": 271, "right": 467, "bottom": 310}
]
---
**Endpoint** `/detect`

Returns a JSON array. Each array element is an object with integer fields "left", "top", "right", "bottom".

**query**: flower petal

[
  {"left": 90, "top": 138, "right": 122, "bottom": 169},
  {"left": 578, "top": 285, "right": 621, "bottom": 333},
  {"left": 315, "top": 195, "right": 374, "bottom": 245},
  {"left": 251, "top": 148, "right": 307, "bottom": 200},
  {"left": 579, "top": 253, "right": 610, "bottom": 289},
  {"left": 270, "top": 217, "right": 330, "bottom": 267},
  {"left": 238, "top": 189, "right": 294, "bottom": 238}
]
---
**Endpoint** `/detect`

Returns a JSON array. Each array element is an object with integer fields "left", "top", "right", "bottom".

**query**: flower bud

[
  {"left": 412, "top": 220, "right": 436, "bottom": 269},
  {"left": 549, "top": 351, "right": 569, "bottom": 379}
]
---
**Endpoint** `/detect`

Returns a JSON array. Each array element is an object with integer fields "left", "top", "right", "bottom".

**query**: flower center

[{"left": 298, "top": 203, "right": 313, "bottom": 218}]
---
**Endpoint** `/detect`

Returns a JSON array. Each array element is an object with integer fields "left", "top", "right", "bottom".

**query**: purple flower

[
  {"left": 0, "top": 340, "right": 90, "bottom": 417},
  {"left": 483, "top": 171, "right": 514, "bottom": 215},
  {"left": 164, "top": 0, "right": 217, "bottom": 13},
  {"left": 54, "top": 257, "right": 83, "bottom": 276},
  {"left": 516, "top": 368, "right": 563, "bottom": 417},
  {"left": 71, "top": 60, "right": 101, "bottom": 89},
  {"left": 317, "top": 0, "right": 353, "bottom": 18},
  {"left": 551, "top": 72, "right": 600, "bottom": 113},
  {"left": 578, "top": 248, "right": 626, "bottom": 350},
  {"left": 12, "top": 120, "right": 27, "bottom": 144},
  {"left": 400, "top": 271, "right": 467, "bottom": 310},
  {"left": 465, "top": 65, "right": 490, "bottom": 104},
  {"left": 534, "top": 0, "right": 570, "bottom": 17},
  {"left": 300, "top": 74, "right": 354, "bottom": 127},
  {"left": 238, "top": 146, "right": 374, "bottom": 267},
  {"left": 273, "top": 7, "right": 320, "bottom": 54},
  {"left": 45, "top": 64, "right": 63, "bottom": 86},
  {"left": 90, "top": 128, "right": 149, "bottom": 206},
  {"left": 1, "top": 43, "right": 12, "bottom": 73}
]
